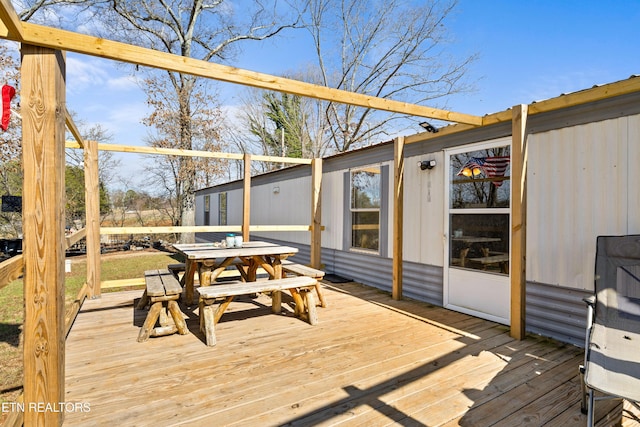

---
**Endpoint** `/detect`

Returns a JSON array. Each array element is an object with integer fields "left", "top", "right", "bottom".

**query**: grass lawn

[{"left": 0, "top": 249, "right": 183, "bottom": 413}]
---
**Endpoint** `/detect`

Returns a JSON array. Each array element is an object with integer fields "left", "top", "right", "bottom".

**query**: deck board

[{"left": 63, "top": 281, "right": 639, "bottom": 426}]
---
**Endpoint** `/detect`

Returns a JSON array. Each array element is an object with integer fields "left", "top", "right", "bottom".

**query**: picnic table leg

[
  {"left": 214, "top": 296, "right": 235, "bottom": 323},
  {"left": 305, "top": 291, "right": 318, "bottom": 325},
  {"left": 184, "top": 260, "right": 197, "bottom": 305},
  {"left": 159, "top": 307, "right": 171, "bottom": 327},
  {"left": 167, "top": 300, "right": 189, "bottom": 335},
  {"left": 136, "top": 289, "right": 149, "bottom": 310},
  {"left": 138, "top": 301, "right": 163, "bottom": 342},
  {"left": 289, "top": 288, "right": 306, "bottom": 317},
  {"left": 314, "top": 284, "right": 327, "bottom": 308},
  {"left": 271, "top": 291, "right": 282, "bottom": 314},
  {"left": 201, "top": 305, "right": 216, "bottom": 346}
]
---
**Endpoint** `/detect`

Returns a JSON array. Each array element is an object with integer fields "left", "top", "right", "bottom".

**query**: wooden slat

[
  {"left": 310, "top": 158, "right": 322, "bottom": 269},
  {"left": 282, "top": 261, "right": 325, "bottom": 279},
  {"left": 65, "top": 109, "right": 84, "bottom": 149},
  {"left": 0, "top": 0, "right": 23, "bottom": 40},
  {"left": 21, "top": 44, "right": 66, "bottom": 426},
  {"left": 100, "top": 225, "right": 242, "bottom": 235},
  {"left": 84, "top": 138, "right": 101, "bottom": 297},
  {"left": 144, "top": 271, "right": 166, "bottom": 297},
  {"left": 100, "top": 277, "right": 146, "bottom": 289},
  {"left": 510, "top": 104, "right": 528, "bottom": 339},
  {"left": 65, "top": 140, "right": 244, "bottom": 159},
  {"left": 242, "top": 153, "right": 251, "bottom": 241},
  {"left": 392, "top": 136, "right": 404, "bottom": 300},
  {"left": 65, "top": 227, "right": 86, "bottom": 249},
  {"left": 159, "top": 271, "right": 182, "bottom": 295},
  {"left": 65, "top": 283, "right": 88, "bottom": 337},
  {"left": 197, "top": 276, "right": 316, "bottom": 299},
  {"left": 4, "top": 21, "right": 483, "bottom": 125},
  {"left": 0, "top": 254, "right": 23, "bottom": 291},
  {"left": 61, "top": 282, "right": 640, "bottom": 426}
]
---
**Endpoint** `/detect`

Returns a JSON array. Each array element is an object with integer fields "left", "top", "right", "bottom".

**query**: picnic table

[{"left": 172, "top": 241, "right": 299, "bottom": 305}]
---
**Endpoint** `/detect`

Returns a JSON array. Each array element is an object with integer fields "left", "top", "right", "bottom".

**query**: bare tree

[
  {"left": 236, "top": 68, "right": 334, "bottom": 164},
  {"left": 79, "top": 0, "right": 303, "bottom": 243},
  {"left": 296, "top": 0, "right": 476, "bottom": 152}
]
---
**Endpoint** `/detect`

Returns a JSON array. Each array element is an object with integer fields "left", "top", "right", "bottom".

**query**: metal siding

[
  {"left": 629, "top": 115, "right": 640, "bottom": 231},
  {"left": 321, "top": 171, "right": 344, "bottom": 250},
  {"left": 525, "top": 281, "right": 590, "bottom": 347},
  {"left": 404, "top": 152, "right": 445, "bottom": 266},
  {"left": 192, "top": 234, "right": 590, "bottom": 346},
  {"left": 192, "top": 95, "right": 640, "bottom": 349},
  {"left": 250, "top": 178, "right": 311, "bottom": 245},
  {"left": 527, "top": 117, "right": 630, "bottom": 291}
]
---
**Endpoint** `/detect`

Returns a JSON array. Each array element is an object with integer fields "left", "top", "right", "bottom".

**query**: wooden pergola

[{"left": 2, "top": 0, "right": 640, "bottom": 424}]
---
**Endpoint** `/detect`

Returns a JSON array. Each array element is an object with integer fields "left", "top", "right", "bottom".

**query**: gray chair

[{"left": 580, "top": 235, "right": 640, "bottom": 426}]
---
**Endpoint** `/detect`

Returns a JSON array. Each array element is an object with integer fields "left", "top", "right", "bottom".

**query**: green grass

[{"left": 0, "top": 249, "right": 183, "bottom": 409}]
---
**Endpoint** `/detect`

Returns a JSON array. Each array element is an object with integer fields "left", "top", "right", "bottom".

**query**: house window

[
  {"left": 350, "top": 166, "right": 381, "bottom": 252},
  {"left": 218, "top": 192, "right": 227, "bottom": 226},
  {"left": 448, "top": 144, "right": 510, "bottom": 274},
  {"left": 203, "top": 195, "right": 210, "bottom": 226}
]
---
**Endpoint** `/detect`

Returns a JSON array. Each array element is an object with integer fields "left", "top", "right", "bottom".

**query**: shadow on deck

[{"left": 63, "top": 281, "right": 639, "bottom": 426}]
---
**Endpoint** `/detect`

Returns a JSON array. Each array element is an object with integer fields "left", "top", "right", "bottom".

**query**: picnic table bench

[
  {"left": 468, "top": 253, "right": 509, "bottom": 273},
  {"left": 281, "top": 260, "right": 327, "bottom": 307},
  {"left": 136, "top": 269, "right": 189, "bottom": 342},
  {"left": 197, "top": 276, "right": 318, "bottom": 346}
]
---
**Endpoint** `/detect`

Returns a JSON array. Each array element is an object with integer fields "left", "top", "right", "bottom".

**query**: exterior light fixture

[
  {"left": 419, "top": 121, "right": 439, "bottom": 133},
  {"left": 419, "top": 160, "right": 436, "bottom": 170}
]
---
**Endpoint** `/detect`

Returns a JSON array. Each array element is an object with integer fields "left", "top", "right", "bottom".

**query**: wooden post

[
  {"left": 510, "top": 104, "right": 529, "bottom": 339},
  {"left": 84, "top": 139, "right": 101, "bottom": 298},
  {"left": 21, "top": 44, "right": 67, "bottom": 426},
  {"left": 242, "top": 153, "right": 251, "bottom": 241},
  {"left": 310, "top": 158, "right": 322, "bottom": 269},
  {"left": 392, "top": 136, "right": 404, "bottom": 300}
]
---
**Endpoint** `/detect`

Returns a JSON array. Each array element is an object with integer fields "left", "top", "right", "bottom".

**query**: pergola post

[
  {"left": 392, "top": 136, "right": 404, "bottom": 300},
  {"left": 310, "top": 158, "right": 322, "bottom": 268},
  {"left": 84, "top": 139, "right": 101, "bottom": 298},
  {"left": 510, "top": 104, "right": 529, "bottom": 339},
  {"left": 21, "top": 44, "right": 67, "bottom": 426},
  {"left": 242, "top": 153, "right": 251, "bottom": 241}
]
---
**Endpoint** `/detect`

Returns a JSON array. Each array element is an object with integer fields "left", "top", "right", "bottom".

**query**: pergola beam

[
  {"left": 0, "top": 0, "right": 23, "bottom": 40},
  {"left": 0, "top": 18, "right": 482, "bottom": 126},
  {"left": 65, "top": 141, "right": 313, "bottom": 164}
]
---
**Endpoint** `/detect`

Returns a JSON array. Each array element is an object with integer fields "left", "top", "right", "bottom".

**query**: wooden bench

[
  {"left": 468, "top": 254, "right": 509, "bottom": 273},
  {"left": 136, "top": 269, "right": 189, "bottom": 342},
  {"left": 197, "top": 276, "right": 318, "bottom": 346},
  {"left": 282, "top": 260, "right": 327, "bottom": 308},
  {"left": 167, "top": 263, "right": 186, "bottom": 279}
]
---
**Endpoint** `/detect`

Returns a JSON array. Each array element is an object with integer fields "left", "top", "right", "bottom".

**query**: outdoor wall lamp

[
  {"left": 419, "top": 121, "right": 439, "bottom": 133},
  {"left": 419, "top": 160, "right": 436, "bottom": 170}
]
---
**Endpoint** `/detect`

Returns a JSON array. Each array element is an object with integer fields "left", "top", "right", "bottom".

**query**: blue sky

[{"left": 62, "top": 0, "right": 640, "bottom": 187}]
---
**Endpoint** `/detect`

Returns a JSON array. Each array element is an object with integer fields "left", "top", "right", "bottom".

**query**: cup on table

[{"left": 233, "top": 235, "right": 243, "bottom": 248}]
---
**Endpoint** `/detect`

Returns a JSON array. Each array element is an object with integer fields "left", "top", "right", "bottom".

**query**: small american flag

[{"left": 457, "top": 156, "right": 510, "bottom": 186}]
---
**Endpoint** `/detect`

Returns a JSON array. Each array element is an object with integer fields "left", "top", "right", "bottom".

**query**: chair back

[{"left": 594, "top": 234, "right": 640, "bottom": 326}]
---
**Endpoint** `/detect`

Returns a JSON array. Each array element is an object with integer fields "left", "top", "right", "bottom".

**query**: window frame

[
  {"left": 344, "top": 164, "right": 388, "bottom": 256},
  {"left": 218, "top": 192, "right": 227, "bottom": 226}
]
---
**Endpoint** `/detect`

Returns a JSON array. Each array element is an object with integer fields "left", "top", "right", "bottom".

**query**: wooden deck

[{"left": 63, "top": 281, "right": 639, "bottom": 426}]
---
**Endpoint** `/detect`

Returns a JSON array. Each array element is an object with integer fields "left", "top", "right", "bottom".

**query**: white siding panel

[
  {"left": 629, "top": 115, "right": 640, "bottom": 231},
  {"left": 404, "top": 152, "right": 445, "bottom": 266},
  {"left": 195, "top": 194, "right": 204, "bottom": 225},
  {"left": 528, "top": 118, "right": 629, "bottom": 291},
  {"left": 251, "top": 177, "right": 311, "bottom": 245},
  {"left": 321, "top": 171, "right": 344, "bottom": 250},
  {"left": 226, "top": 189, "right": 244, "bottom": 226}
]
